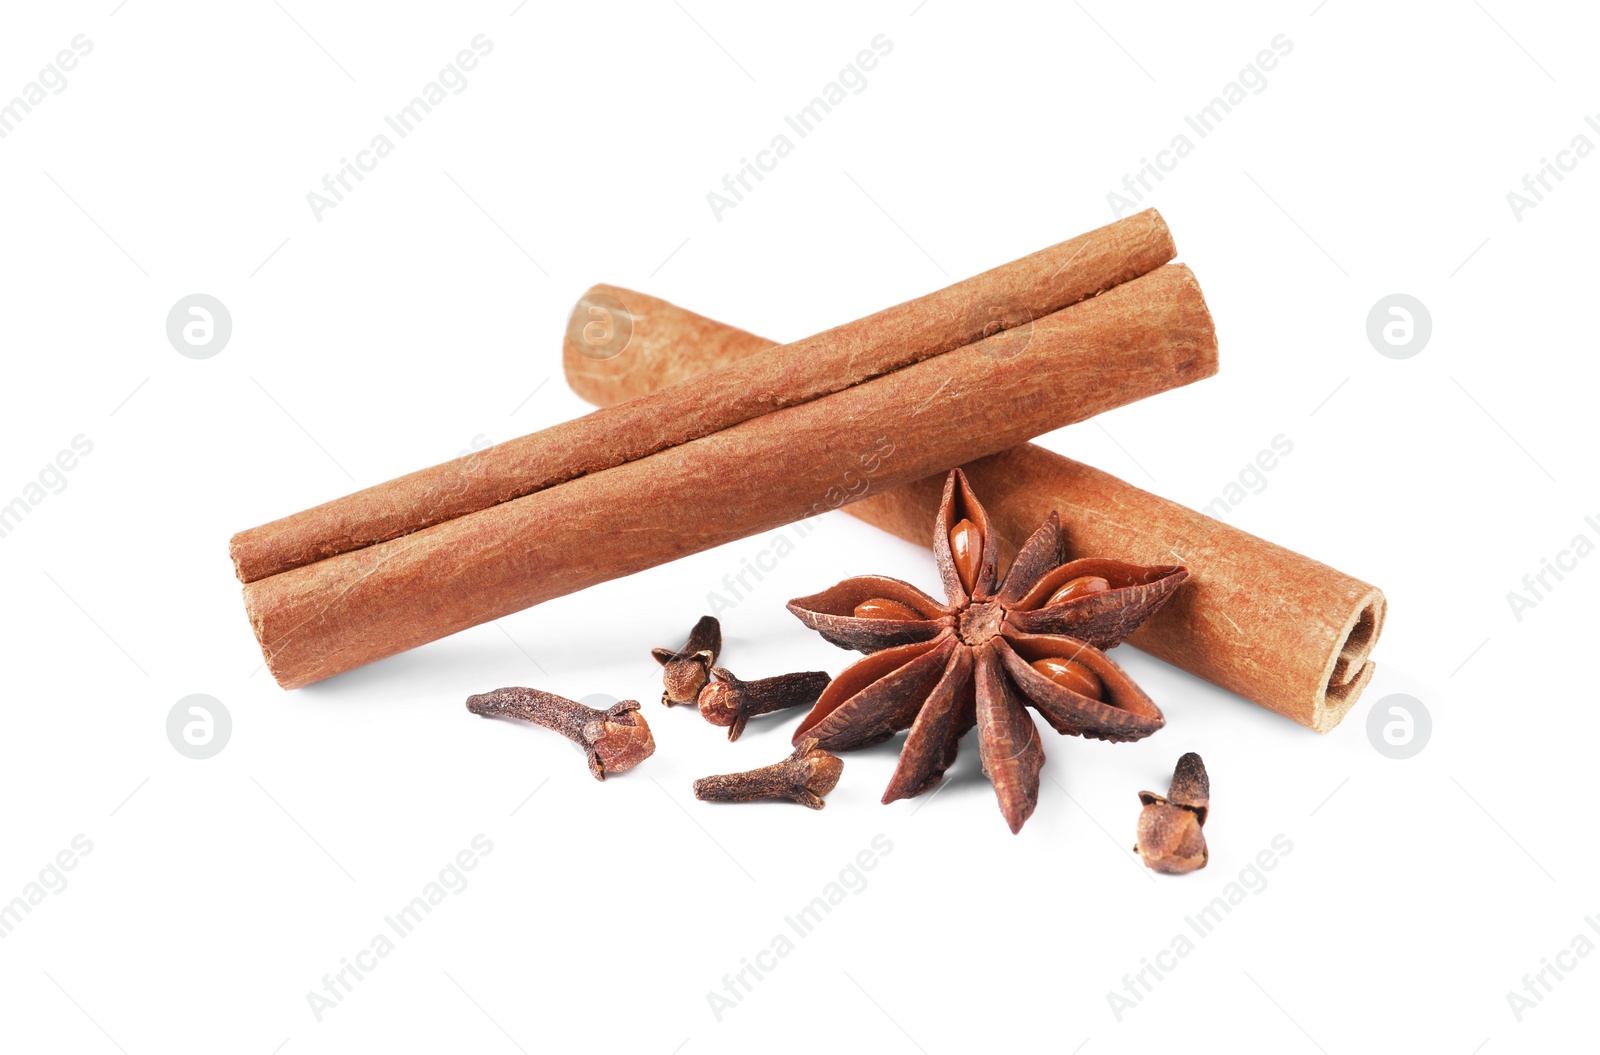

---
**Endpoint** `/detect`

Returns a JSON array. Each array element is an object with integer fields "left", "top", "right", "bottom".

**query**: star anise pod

[{"left": 787, "top": 468, "right": 1187, "bottom": 833}]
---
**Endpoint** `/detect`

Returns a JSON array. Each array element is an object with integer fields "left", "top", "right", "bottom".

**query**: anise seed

[
  {"left": 949, "top": 518, "right": 982, "bottom": 594},
  {"left": 1046, "top": 575, "right": 1111, "bottom": 607},
  {"left": 1030, "top": 656, "right": 1103, "bottom": 700},
  {"left": 853, "top": 597, "right": 923, "bottom": 621}
]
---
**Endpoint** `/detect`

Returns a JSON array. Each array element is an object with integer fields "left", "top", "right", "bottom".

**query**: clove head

[
  {"left": 1135, "top": 752, "right": 1210, "bottom": 874},
  {"left": 652, "top": 615, "right": 722, "bottom": 706},
  {"left": 796, "top": 741, "right": 845, "bottom": 803},
  {"left": 656, "top": 649, "right": 714, "bottom": 706},
  {"left": 1135, "top": 800, "right": 1208, "bottom": 874},
  {"left": 697, "top": 676, "right": 741, "bottom": 728},
  {"left": 585, "top": 701, "right": 656, "bottom": 777}
]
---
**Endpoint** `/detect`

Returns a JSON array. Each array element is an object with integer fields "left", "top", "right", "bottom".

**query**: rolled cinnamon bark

[
  {"left": 848, "top": 452, "right": 1384, "bottom": 733},
  {"left": 247, "top": 265, "right": 1216, "bottom": 689},
  {"left": 563, "top": 287, "right": 1384, "bottom": 733},
  {"left": 231, "top": 209, "right": 1174, "bottom": 584}
]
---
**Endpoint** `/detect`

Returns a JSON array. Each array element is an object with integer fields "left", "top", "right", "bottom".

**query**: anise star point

[{"left": 787, "top": 468, "right": 1188, "bottom": 833}]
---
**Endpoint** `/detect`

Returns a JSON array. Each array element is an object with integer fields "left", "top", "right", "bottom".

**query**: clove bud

[
  {"left": 697, "top": 667, "right": 832, "bottom": 741},
  {"left": 692, "top": 739, "right": 844, "bottom": 809},
  {"left": 466, "top": 687, "right": 655, "bottom": 781},
  {"left": 1134, "top": 752, "right": 1210, "bottom": 874},
  {"left": 651, "top": 614, "right": 722, "bottom": 706}
]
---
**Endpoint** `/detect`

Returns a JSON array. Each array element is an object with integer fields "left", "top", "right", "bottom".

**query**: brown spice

[
  {"left": 466, "top": 687, "right": 654, "bottom": 780},
  {"left": 788, "top": 469, "right": 1185, "bottom": 833},
  {"left": 561, "top": 290, "right": 1383, "bottom": 732},
  {"left": 234, "top": 210, "right": 1176, "bottom": 585},
  {"left": 563, "top": 209, "right": 1176, "bottom": 407},
  {"left": 697, "top": 667, "right": 832, "bottom": 741},
  {"left": 692, "top": 739, "right": 844, "bottom": 809},
  {"left": 1135, "top": 752, "right": 1210, "bottom": 874},
  {"left": 651, "top": 615, "right": 721, "bottom": 706},
  {"left": 244, "top": 263, "right": 1216, "bottom": 690},
  {"left": 853, "top": 449, "right": 1385, "bottom": 733}
]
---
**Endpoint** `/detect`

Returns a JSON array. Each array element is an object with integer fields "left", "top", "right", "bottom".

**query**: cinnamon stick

[
  {"left": 231, "top": 209, "right": 1175, "bottom": 584},
  {"left": 563, "top": 287, "right": 1383, "bottom": 733},
  {"left": 246, "top": 265, "right": 1216, "bottom": 688},
  {"left": 850, "top": 451, "right": 1384, "bottom": 732}
]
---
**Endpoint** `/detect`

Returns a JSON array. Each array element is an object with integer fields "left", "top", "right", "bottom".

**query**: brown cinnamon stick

[
  {"left": 246, "top": 265, "right": 1216, "bottom": 688},
  {"left": 230, "top": 209, "right": 1175, "bottom": 585},
  {"left": 563, "top": 288, "right": 1383, "bottom": 733}
]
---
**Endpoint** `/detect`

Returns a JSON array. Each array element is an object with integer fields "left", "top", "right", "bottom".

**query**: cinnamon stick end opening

[{"left": 1311, "top": 588, "right": 1387, "bottom": 733}]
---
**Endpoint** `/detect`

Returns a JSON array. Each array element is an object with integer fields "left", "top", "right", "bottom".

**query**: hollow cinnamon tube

[
  {"left": 563, "top": 287, "right": 1384, "bottom": 733},
  {"left": 230, "top": 209, "right": 1175, "bottom": 584},
  {"left": 247, "top": 265, "right": 1216, "bottom": 689}
]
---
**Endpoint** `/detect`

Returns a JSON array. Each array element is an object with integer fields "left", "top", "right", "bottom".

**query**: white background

[{"left": 2, "top": 1, "right": 1595, "bottom": 1052}]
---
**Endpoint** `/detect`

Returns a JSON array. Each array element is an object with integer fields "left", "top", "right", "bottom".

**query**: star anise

[{"left": 787, "top": 469, "right": 1187, "bottom": 833}]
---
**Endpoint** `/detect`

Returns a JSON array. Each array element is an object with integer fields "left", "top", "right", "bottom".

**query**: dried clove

[
  {"left": 697, "top": 667, "right": 833, "bottom": 741},
  {"left": 466, "top": 687, "right": 655, "bottom": 781},
  {"left": 692, "top": 739, "right": 844, "bottom": 809},
  {"left": 1134, "top": 752, "right": 1210, "bottom": 874},
  {"left": 651, "top": 615, "right": 722, "bottom": 706}
]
